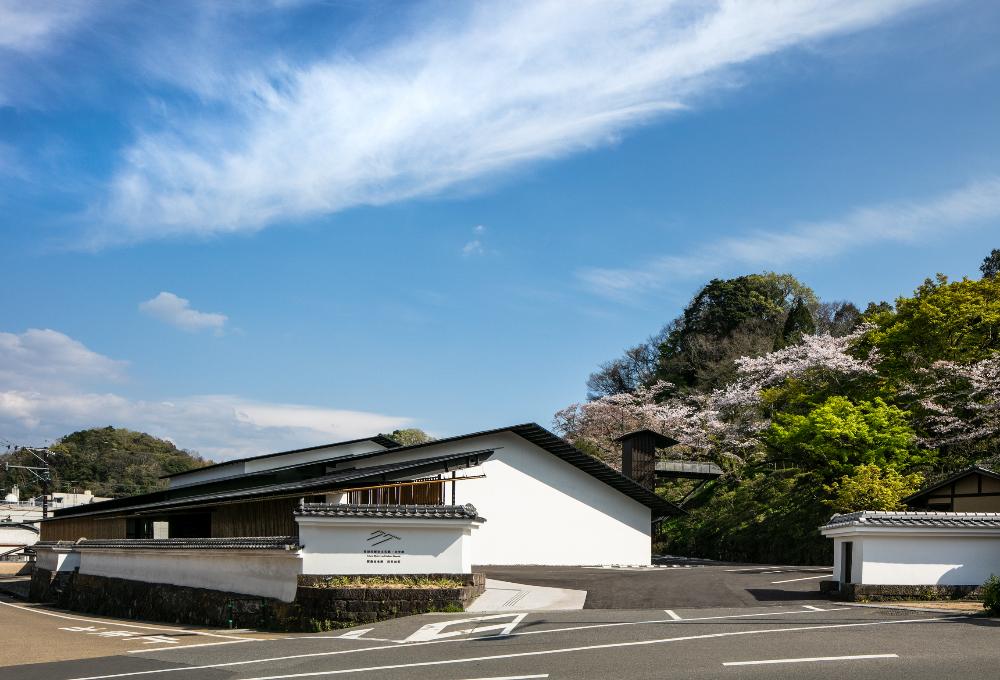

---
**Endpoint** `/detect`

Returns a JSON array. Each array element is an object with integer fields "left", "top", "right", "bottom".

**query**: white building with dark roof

[{"left": 34, "top": 424, "right": 680, "bottom": 604}]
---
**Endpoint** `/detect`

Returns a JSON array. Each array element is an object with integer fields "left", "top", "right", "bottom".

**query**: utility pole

[{"left": 4, "top": 446, "right": 54, "bottom": 519}]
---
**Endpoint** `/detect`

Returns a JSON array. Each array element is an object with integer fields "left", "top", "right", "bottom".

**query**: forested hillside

[
  {"left": 555, "top": 250, "right": 1000, "bottom": 564},
  {"left": 1, "top": 427, "right": 209, "bottom": 498}
]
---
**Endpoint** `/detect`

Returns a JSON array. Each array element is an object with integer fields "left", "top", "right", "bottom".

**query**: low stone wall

[
  {"left": 823, "top": 581, "right": 984, "bottom": 602},
  {"left": 29, "top": 571, "right": 486, "bottom": 631},
  {"left": 29, "top": 567, "right": 75, "bottom": 602},
  {"left": 294, "top": 573, "right": 486, "bottom": 630}
]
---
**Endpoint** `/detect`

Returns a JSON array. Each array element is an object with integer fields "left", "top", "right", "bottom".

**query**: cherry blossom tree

[
  {"left": 910, "top": 357, "right": 1000, "bottom": 451},
  {"left": 553, "top": 381, "right": 711, "bottom": 469}
]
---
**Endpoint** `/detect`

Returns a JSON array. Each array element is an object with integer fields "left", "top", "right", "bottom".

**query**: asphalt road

[{"left": 2, "top": 565, "right": 997, "bottom": 680}]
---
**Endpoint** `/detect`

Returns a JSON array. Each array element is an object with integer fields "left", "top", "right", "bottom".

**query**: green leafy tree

[
  {"left": 659, "top": 472, "right": 833, "bottom": 564},
  {"left": 0, "top": 427, "right": 208, "bottom": 498},
  {"left": 386, "top": 428, "right": 434, "bottom": 446},
  {"left": 865, "top": 275, "right": 1000, "bottom": 375},
  {"left": 658, "top": 273, "right": 817, "bottom": 390},
  {"left": 824, "top": 464, "right": 924, "bottom": 513},
  {"left": 981, "top": 249, "right": 1000, "bottom": 279},
  {"left": 774, "top": 296, "right": 816, "bottom": 350},
  {"left": 765, "top": 396, "right": 924, "bottom": 479}
]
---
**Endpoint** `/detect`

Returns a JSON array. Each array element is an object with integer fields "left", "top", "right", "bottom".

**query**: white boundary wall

[
  {"left": 72, "top": 548, "right": 302, "bottom": 602},
  {"left": 297, "top": 516, "right": 481, "bottom": 575},
  {"left": 346, "top": 432, "right": 653, "bottom": 566},
  {"left": 823, "top": 522, "right": 1000, "bottom": 586}
]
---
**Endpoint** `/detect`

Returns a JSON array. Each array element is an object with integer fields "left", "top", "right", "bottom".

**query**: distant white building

[{"left": 1, "top": 486, "right": 111, "bottom": 558}]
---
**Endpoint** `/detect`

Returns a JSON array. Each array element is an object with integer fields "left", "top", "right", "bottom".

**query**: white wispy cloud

[
  {"left": 0, "top": 329, "right": 127, "bottom": 390},
  {"left": 0, "top": 0, "right": 95, "bottom": 106},
  {"left": 139, "top": 292, "right": 228, "bottom": 334},
  {"left": 0, "top": 328, "right": 412, "bottom": 459},
  {"left": 579, "top": 176, "right": 1000, "bottom": 297},
  {"left": 462, "top": 224, "right": 487, "bottom": 257},
  {"left": 90, "top": 0, "right": 931, "bottom": 244},
  {"left": 0, "top": 0, "right": 90, "bottom": 53}
]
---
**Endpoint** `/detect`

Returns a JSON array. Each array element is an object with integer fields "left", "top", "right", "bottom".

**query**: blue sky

[{"left": 2, "top": 0, "right": 999, "bottom": 460}]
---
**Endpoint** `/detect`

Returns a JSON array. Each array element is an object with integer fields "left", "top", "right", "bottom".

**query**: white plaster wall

[
  {"left": 298, "top": 517, "right": 476, "bottom": 574},
  {"left": 77, "top": 550, "right": 302, "bottom": 602},
  {"left": 35, "top": 547, "right": 80, "bottom": 572},
  {"left": 831, "top": 537, "right": 864, "bottom": 584},
  {"left": 857, "top": 534, "right": 1000, "bottom": 586},
  {"left": 0, "top": 525, "right": 38, "bottom": 549},
  {"left": 348, "top": 432, "right": 652, "bottom": 565}
]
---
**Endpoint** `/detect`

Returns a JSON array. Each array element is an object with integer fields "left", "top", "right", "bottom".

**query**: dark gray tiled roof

[
  {"left": 822, "top": 510, "right": 1000, "bottom": 530},
  {"left": 51, "top": 450, "right": 494, "bottom": 520},
  {"left": 162, "top": 435, "right": 401, "bottom": 479},
  {"left": 296, "top": 503, "right": 482, "bottom": 520},
  {"left": 35, "top": 537, "right": 300, "bottom": 550}
]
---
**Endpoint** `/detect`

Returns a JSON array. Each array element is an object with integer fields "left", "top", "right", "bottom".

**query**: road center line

[
  {"left": 0, "top": 599, "right": 248, "bottom": 640},
  {"left": 235, "top": 617, "right": 961, "bottom": 680},
  {"left": 771, "top": 574, "right": 833, "bottom": 584},
  {"left": 63, "top": 606, "right": 856, "bottom": 680},
  {"left": 723, "top": 653, "right": 899, "bottom": 666}
]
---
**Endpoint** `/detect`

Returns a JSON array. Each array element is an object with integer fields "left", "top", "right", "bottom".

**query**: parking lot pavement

[
  {"left": 4, "top": 564, "right": 997, "bottom": 680},
  {"left": 480, "top": 560, "right": 835, "bottom": 609},
  {"left": 0, "top": 595, "right": 270, "bottom": 671},
  {"left": 7, "top": 603, "right": 998, "bottom": 680}
]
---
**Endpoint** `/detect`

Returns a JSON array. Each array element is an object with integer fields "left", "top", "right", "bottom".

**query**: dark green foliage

[
  {"left": 983, "top": 575, "right": 1000, "bottom": 616},
  {"left": 981, "top": 249, "right": 1000, "bottom": 279},
  {"left": 658, "top": 273, "right": 817, "bottom": 390},
  {"left": 0, "top": 426, "right": 208, "bottom": 498},
  {"left": 659, "top": 472, "right": 832, "bottom": 565},
  {"left": 814, "top": 301, "right": 861, "bottom": 337},
  {"left": 774, "top": 297, "right": 816, "bottom": 350}
]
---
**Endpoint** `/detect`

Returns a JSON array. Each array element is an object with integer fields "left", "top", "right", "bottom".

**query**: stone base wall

[
  {"left": 28, "top": 571, "right": 486, "bottom": 631},
  {"left": 294, "top": 573, "right": 485, "bottom": 631},
  {"left": 29, "top": 567, "right": 75, "bottom": 602},
  {"left": 823, "top": 581, "right": 984, "bottom": 602}
]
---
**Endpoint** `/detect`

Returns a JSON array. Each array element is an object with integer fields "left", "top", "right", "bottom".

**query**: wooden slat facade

[
  {"left": 40, "top": 516, "right": 127, "bottom": 542},
  {"left": 211, "top": 498, "right": 300, "bottom": 538}
]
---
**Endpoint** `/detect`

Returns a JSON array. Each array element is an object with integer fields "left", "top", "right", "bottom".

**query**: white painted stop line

[{"left": 723, "top": 653, "right": 898, "bottom": 666}]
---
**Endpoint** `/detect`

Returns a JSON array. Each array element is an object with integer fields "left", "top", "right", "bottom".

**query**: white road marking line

[
  {"left": 802, "top": 605, "right": 825, "bottom": 612},
  {"left": 458, "top": 676, "right": 548, "bottom": 680},
  {"left": 237, "top": 617, "right": 960, "bottom": 680},
  {"left": 128, "top": 639, "right": 254, "bottom": 654},
  {"left": 0, "top": 599, "right": 246, "bottom": 640},
  {"left": 723, "top": 653, "right": 899, "bottom": 666},
  {"left": 771, "top": 574, "right": 833, "bottom": 584},
  {"left": 723, "top": 566, "right": 832, "bottom": 573},
  {"left": 405, "top": 613, "right": 526, "bottom": 642},
  {"left": 336, "top": 629, "right": 373, "bottom": 640},
  {"left": 664, "top": 610, "right": 682, "bottom": 621},
  {"left": 62, "top": 606, "right": 856, "bottom": 680}
]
